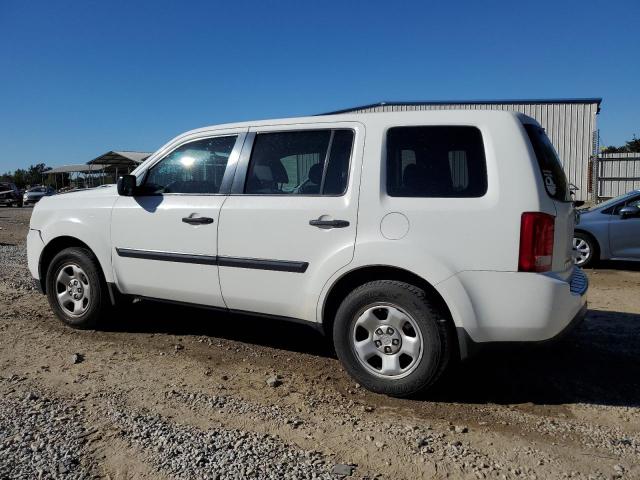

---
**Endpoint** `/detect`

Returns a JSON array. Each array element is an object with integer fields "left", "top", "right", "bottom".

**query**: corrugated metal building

[{"left": 324, "top": 98, "right": 601, "bottom": 201}]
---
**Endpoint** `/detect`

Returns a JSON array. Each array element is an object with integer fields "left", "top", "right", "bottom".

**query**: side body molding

[{"left": 115, "top": 248, "right": 309, "bottom": 273}]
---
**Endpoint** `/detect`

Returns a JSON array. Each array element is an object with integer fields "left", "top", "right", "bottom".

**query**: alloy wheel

[
  {"left": 351, "top": 303, "right": 423, "bottom": 379},
  {"left": 55, "top": 263, "right": 91, "bottom": 317},
  {"left": 573, "top": 237, "right": 591, "bottom": 266}
]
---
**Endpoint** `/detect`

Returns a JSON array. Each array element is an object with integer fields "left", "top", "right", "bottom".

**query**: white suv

[{"left": 27, "top": 111, "right": 587, "bottom": 396}]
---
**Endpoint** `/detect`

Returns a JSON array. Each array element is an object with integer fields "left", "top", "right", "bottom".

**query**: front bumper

[{"left": 27, "top": 228, "right": 45, "bottom": 283}]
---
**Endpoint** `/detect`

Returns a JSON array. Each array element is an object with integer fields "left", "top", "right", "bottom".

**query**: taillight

[{"left": 518, "top": 212, "right": 555, "bottom": 272}]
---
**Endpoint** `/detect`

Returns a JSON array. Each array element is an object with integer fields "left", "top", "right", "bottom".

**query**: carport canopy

[
  {"left": 46, "top": 164, "right": 103, "bottom": 174},
  {"left": 87, "top": 151, "right": 151, "bottom": 167}
]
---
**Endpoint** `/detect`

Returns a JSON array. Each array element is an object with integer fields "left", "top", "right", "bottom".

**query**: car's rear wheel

[
  {"left": 333, "top": 280, "right": 452, "bottom": 397},
  {"left": 573, "top": 232, "right": 597, "bottom": 267},
  {"left": 46, "top": 247, "right": 109, "bottom": 329}
]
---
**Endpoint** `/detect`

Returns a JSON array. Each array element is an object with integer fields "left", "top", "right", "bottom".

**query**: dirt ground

[{"left": 1, "top": 206, "right": 639, "bottom": 479}]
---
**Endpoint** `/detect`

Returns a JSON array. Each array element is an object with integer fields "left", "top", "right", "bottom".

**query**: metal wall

[
  {"left": 343, "top": 101, "right": 600, "bottom": 201},
  {"left": 596, "top": 152, "right": 640, "bottom": 198}
]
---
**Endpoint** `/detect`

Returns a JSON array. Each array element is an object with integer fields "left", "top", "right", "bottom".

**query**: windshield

[{"left": 29, "top": 187, "right": 47, "bottom": 192}]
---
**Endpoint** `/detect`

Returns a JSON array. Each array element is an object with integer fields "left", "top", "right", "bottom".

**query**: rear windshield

[{"left": 524, "top": 124, "right": 570, "bottom": 202}]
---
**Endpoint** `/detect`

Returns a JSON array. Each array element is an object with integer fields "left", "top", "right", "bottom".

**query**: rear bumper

[
  {"left": 457, "top": 302, "right": 587, "bottom": 359},
  {"left": 438, "top": 266, "right": 588, "bottom": 352},
  {"left": 546, "top": 301, "right": 588, "bottom": 341}
]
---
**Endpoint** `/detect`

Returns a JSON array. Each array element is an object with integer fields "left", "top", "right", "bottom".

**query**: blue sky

[{"left": 0, "top": 0, "right": 638, "bottom": 172}]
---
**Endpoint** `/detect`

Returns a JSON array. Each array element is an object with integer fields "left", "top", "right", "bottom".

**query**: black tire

[
  {"left": 46, "top": 247, "right": 109, "bottom": 329},
  {"left": 573, "top": 232, "right": 598, "bottom": 268},
  {"left": 333, "top": 280, "right": 452, "bottom": 397}
]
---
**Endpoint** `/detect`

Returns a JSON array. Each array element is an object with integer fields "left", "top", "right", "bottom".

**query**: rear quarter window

[
  {"left": 386, "top": 126, "right": 487, "bottom": 198},
  {"left": 524, "top": 124, "right": 570, "bottom": 202}
]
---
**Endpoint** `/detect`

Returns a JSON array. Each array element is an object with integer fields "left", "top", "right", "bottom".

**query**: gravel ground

[
  {"left": 0, "top": 378, "right": 100, "bottom": 479},
  {"left": 110, "top": 405, "right": 335, "bottom": 480},
  {"left": 0, "top": 243, "right": 34, "bottom": 291},
  {"left": 1, "top": 207, "right": 639, "bottom": 479}
]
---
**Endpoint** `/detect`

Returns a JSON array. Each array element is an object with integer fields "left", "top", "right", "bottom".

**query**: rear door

[
  {"left": 609, "top": 196, "right": 640, "bottom": 259},
  {"left": 217, "top": 122, "right": 362, "bottom": 321},
  {"left": 111, "top": 129, "right": 246, "bottom": 306}
]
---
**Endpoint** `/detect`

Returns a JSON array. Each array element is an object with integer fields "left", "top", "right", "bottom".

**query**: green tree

[
  {"left": 0, "top": 164, "right": 52, "bottom": 188},
  {"left": 12, "top": 168, "right": 28, "bottom": 187},
  {"left": 625, "top": 136, "right": 640, "bottom": 152},
  {"left": 601, "top": 135, "right": 640, "bottom": 154},
  {"left": 26, "top": 163, "right": 51, "bottom": 186}
]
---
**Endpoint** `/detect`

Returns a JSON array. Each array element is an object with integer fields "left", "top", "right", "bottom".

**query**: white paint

[{"left": 27, "top": 110, "right": 586, "bottom": 346}]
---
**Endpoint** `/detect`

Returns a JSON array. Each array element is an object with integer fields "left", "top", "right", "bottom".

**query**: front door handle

[
  {"left": 182, "top": 216, "right": 214, "bottom": 225},
  {"left": 309, "top": 218, "right": 350, "bottom": 229}
]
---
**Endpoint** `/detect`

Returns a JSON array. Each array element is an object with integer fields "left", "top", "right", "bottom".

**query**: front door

[
  {"left": 217, "top": 123, "right": 363, "bottom": 321},
  {"left": 609, "top": 196, "right": 640, "bottom": 259},
  {"left": 111, "top": 130, "right": 245, "bottom": 306}
]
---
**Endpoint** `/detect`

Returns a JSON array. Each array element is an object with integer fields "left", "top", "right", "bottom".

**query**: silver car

[
  {"left": 23, "top": 186, "right": 55, "bottom": 206},
  {"left": 574, "top": 189, "right": 640, "bottom": 267}
]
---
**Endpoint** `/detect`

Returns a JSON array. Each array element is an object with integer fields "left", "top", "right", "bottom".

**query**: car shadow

[
  {"left": 103, "top": 299, "right": 333, "bottom": 357},
  {"left": 104, "top": 303, "right": 639, "bottom": 407},
  {"left": 588, "top": 260, "right": 640, "bottom": 272},
  {"left": 431, "top": 309, "right": 640, "bottom": 407},
  {"left": 134, "top": 195, "right": 164, "bottom": 213}
]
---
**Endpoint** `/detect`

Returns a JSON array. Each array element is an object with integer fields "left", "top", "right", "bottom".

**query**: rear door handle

[
  {"left": 182, "top": 216, "right": 214, "bottom": 225},
  {"left": 309, "top": 219, "right": 350, "bottom": 229}
]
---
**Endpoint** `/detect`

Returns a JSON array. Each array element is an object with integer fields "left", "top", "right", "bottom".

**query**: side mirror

[
  {"left": 619, "top": 205, "right": 640, "bottom": 219},
  {"left": 117, "top": 175, "right": 137, "bottom": 196}
]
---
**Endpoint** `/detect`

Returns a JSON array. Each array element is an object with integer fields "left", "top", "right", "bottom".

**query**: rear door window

[
  {"left": 386, "top": 126, "right": 487, "bottom": 197},
  {"left": 524, "top": 124, "right": 571, "bottom": 202},
  {"left": 244, "top": 129, "right": 354, "bottom": 195}
]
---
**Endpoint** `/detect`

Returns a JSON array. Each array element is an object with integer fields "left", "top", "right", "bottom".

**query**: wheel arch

[
  {"left": 321, "top": 265, "right": 460, "bottom": 357},
  {"left": 38, "top": 236, "right": 111, "bottom": 301}
]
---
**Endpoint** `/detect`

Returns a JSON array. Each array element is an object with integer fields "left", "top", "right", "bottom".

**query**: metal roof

[
  {"left": 87, "top": 150, "right": 152, "bottom": 166},
  {"left": 322, "top": 98, "right": 603, "bottom": 115},
  {"left": 46, "top": 164, "right": 105, "bottom": 174}
]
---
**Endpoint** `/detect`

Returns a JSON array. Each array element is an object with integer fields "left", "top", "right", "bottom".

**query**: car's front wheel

[
  {"left": 333, "top": 280, "right": 452, "bottom": 397},
  {"left": 573, "top": 232, "right": 597, "bottom": 267},
  {"left": 46, "top": 247, "right": 109, "bottom": 329}
]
